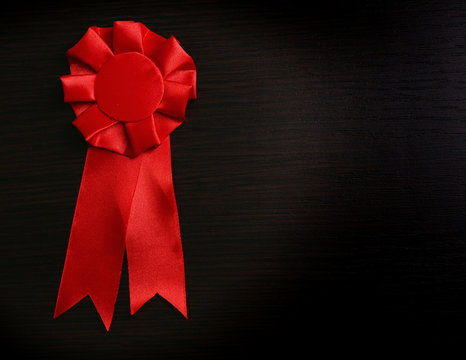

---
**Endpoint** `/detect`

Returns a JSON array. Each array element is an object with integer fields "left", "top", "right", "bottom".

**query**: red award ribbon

[{"left": 54, "top": 21, "right": 196, "bottom": 330}]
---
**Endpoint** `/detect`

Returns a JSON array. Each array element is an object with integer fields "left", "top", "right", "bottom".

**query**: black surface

[{"left": 1, "top": 0, "right": 466, "bottom": 357}]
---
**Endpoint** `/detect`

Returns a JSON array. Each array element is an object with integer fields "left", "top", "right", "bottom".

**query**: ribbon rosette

[{"left": 54, "top": 21, "right": 196, "bottom": 330}]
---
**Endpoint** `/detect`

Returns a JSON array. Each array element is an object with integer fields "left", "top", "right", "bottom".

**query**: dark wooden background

[{"left": 1, "top": 0, "right": 466, "bottom": 357}]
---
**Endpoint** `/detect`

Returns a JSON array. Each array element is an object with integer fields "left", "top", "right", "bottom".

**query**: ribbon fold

[{"left": 54, "top": 21, "right": 196, "bottom": 330}]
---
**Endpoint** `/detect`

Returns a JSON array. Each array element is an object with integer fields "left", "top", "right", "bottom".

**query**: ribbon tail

[
  {"left": 126, "top": 137, "right": 187, "bottom": 317},
  {"left": 54, "top": 147, "right": 143, "bottom": 330}
]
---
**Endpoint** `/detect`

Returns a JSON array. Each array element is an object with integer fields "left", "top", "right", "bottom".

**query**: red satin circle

[{"left": 95, "top": 52, "right": 163, "bottom": 122}]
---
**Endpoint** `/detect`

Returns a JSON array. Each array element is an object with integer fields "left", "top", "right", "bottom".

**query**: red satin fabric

[
  {"left": 60, "top": 21, "right": 196, "bottom": 157},
  {"left": 55, "top": 21, "right": 195, "bottom": 330}
]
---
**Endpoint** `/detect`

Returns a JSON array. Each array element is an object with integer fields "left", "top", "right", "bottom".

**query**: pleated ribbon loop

[{"left": 54, "top": 21, "right": 196, "bottom": 330}]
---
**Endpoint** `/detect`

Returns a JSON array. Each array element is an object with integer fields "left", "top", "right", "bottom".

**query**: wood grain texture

[{"left": 1, "top": 0, "right": 466, "bottom": 357}]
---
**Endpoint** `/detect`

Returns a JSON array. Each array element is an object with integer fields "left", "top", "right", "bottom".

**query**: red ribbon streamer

[{"left": 54, "top": 21, "right": 196, "bottom": 330}]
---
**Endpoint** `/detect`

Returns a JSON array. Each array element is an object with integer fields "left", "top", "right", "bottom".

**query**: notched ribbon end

[
  {"left": 54, "top": 293, "right": 115, "bottom": 331},
  {"left": 128, "top": 291, "right": 188, "bottom": 320}
]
